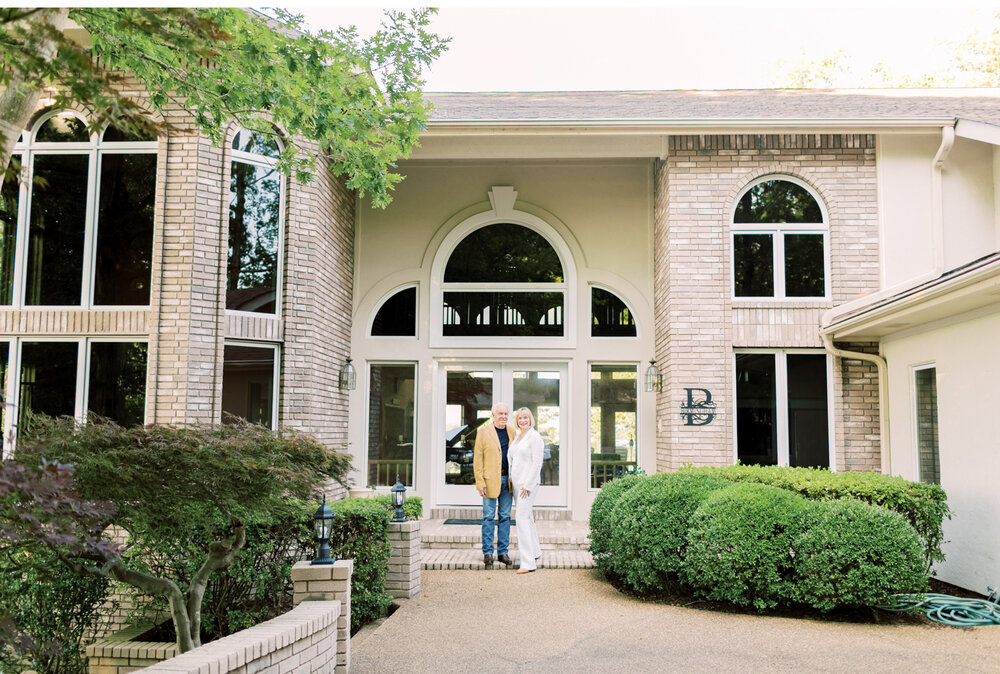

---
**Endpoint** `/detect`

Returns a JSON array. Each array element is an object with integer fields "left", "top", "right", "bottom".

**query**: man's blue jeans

[{"left": 481, "top": 475, "right": 512, "bottom": 555}]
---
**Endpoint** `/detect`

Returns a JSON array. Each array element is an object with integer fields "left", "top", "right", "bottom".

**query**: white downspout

[
  {"left": 821, "top": 334, "right": 891, "bottom": 476},
  {"left": 929, "top": 125, "right": 955, "bottom": 279}
]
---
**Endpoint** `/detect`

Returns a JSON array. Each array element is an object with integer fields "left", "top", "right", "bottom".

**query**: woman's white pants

[{"left": 515, "top": 487, "right": 540, "bottom": 570}]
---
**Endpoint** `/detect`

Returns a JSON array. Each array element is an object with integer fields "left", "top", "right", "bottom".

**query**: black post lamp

[
  {"left": 311, "top": 495, "right": 336, "bottom": 565},
  {"left": 390, "top": 475, "right": 407, "bottom": 523}
]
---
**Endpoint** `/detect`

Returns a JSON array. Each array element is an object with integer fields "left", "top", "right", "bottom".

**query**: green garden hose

[{"left": 877, "top": 589, "right": 1000, "bottom": 626}]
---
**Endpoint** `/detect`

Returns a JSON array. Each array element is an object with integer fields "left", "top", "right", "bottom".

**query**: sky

[{"left": 291, "top": 4, "right": 999, "bottom": 92}]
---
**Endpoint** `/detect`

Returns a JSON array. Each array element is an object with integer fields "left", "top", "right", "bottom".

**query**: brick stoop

[{"left": 420, "top": 516, "right": 593, "bottom": 570}]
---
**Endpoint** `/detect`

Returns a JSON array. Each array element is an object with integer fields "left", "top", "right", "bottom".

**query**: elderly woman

[{"left": 508, "top": 406, "right": 544, "bottom": 574}]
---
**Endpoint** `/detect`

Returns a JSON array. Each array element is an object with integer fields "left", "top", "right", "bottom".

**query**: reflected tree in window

[
  {"left": 591, "top": 288, "right": 636, "bottom": 337},
  {"left": 19, "top": 342, "right": 78, "bottom": 426},
  {"left": 0, "top": 156, "right": 19, "bottom": 305},
  {"left": 221, "top": 345, "right": 276, "bottom": 427},
  {"left": 88, "top": 342, "right": 148, "bottom": 426},
  {"left": 735, "top": 180, "right": 822, "bottom": 223},
  {"left": 445, "top": 223, "right": 562, "bottom": 282},
  {"left": 734, "top": 234, "right": 774, "bottom": 297}
]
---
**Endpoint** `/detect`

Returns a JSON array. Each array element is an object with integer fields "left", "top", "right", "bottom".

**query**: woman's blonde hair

[{"left": 514, "top": 407, "right": 535, "bottom": 428}]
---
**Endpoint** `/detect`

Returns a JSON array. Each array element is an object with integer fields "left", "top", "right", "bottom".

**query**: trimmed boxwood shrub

[
  {"left": 328, "top": 497, "right": 394, "bottom": 633},
  {"left": 602, "top": 472, "right": 729, "bottom": 594},
  {"left": 684, "top": 483, "right": 809, "bottom": 611},
  {"left": 588, "top": 473, "right": 644, "bottom": 572},
  {"left": 792, "top": 498, "right": 928, "bottom": 611},
  {"left": 678, "top": 464, "right": 949, "bottom": 568}
]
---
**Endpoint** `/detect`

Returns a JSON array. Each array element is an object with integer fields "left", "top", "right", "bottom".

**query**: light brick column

[
  {"left": 386, "top": 520, "right": 421, "bottom": 599},
  {"left": 291, "top": 559, "right": 353, "bottom": 673}
]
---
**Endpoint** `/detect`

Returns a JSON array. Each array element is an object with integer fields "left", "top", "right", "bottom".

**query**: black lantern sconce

[
  {"left": 339, "top": 357, "right": 356, "bottom": 391},
  {"left": 644, "top": 359, "right": 662, "bottom": 393},
  {"left": 311, "top": 495, "right": 336, "bottom": 565},
  {"left": 390, "top": 475, "right": 407, "bottom": 522}
]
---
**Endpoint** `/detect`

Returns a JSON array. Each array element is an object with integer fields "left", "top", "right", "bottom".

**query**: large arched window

[
  {"left": 3, "top": 111, "right": 157, "bottom": 307},
  {"left": 227, "top": 128, "right": 284, "bottom": 314},
  {"left": 732, "top": 177, "right": 828, "bottom": 299},
  {"left": 441, "top": 223, "right": 566, "bottom": 337}
]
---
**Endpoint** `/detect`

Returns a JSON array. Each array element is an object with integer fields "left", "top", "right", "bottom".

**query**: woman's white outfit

[{"left": 508, "top": 427, "right": 544, "bottom": 571}]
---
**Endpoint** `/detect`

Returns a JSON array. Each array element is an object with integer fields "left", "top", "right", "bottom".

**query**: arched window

[
  {"left": 441, "top": 223, "right": 566, "bottom": 337},
  {"left": 227, "top": 129, "right": 284, "bottom": 314},
  {"left": 3, "top": 111, "right": 157, "bottom": 307},
  {"left": 591, "top": 287, "right": 636, "bottom": 337},
  {"left": 372, "top": 286, "right": 417, "bottom": 336},
  {"left": 732, "top": 177, "right": 827, "bottom": 299}
]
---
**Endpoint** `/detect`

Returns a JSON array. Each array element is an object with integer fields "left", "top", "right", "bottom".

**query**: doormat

[{"left": 444, "top": 518, "right": 517, "bottom": 526}]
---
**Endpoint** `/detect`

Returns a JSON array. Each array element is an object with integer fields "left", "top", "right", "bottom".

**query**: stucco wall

[{"left": 882, "top": 306, "right": 1000, "bottom": 593}]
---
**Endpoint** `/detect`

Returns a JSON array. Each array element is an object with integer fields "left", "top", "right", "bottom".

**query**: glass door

[{"left": 439, "top": 362, "right": 567, "bottom": 507}]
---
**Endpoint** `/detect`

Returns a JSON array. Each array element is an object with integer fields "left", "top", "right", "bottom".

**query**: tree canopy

[{"left": 0, "top": 7, "right": 448, "bottom": 206}]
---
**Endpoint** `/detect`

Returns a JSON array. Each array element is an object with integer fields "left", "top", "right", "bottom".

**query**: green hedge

[
  {"left": 603, "top": 473, "right": 728, "bottom": 594},
  {"left": 791, "top": 498, "right": 928, "bottom": 611},
  {"left": 327, "top": 497, "right": 394, "bottom": 632},
  {"left": 588, "top": 473, "right": 644, "bottom": 571},
  {"left": 684, "top": 483, "right": 809, "bottom": 610},
  {"left": 591, "top": 467, "right": 934, "bottom": 612},
  {"left": 677, "top": 464, "right": 950, "bottom": 568}
]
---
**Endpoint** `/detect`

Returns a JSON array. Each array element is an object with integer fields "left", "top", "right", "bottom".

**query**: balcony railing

[{"left": 368, "top": 459, "right": 413, "bottom": 487}]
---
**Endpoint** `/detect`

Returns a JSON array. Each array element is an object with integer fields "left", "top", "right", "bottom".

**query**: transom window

[
  {"left": 441, "top": 223, "right": 565, "bottom": 337},
  {"left": 371, "top": 286, "right": 417, "bottom": 337},
  {"left": 732, "top": 177, "right": 828, "bottom": 299},
  {"left": 227, "top": 129, "right": 284, "bottom": 314},
  {"left": 3, "top": 111, "right": 157, "bottom": 307}
]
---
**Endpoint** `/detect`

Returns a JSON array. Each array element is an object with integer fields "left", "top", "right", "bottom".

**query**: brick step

[
  {"left": 420, "top": 518, "right": 591, "bottom": 552},
  {"left": 429, "top": 507, "right": 574, "bottom": 521},
  {"left": 422, "top": 547, "right": 594, "bottom": 570}
]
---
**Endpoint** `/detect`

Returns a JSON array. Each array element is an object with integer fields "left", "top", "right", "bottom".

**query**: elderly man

[{"left": 473, "top": 402, "right": 515, "bottom": 568}]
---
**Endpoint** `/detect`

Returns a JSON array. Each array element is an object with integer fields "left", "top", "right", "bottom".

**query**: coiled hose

[{"left": 877, "top": 588, "right": 1000, "bottom": 626}]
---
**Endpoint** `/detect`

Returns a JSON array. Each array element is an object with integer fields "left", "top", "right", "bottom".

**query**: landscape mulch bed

[{"left": 606, "top": 575, "right": 987, "bottom": 627}]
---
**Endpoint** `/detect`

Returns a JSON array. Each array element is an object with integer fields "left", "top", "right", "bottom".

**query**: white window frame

[
  {"left": 364, "top": 360, "right": 418, "bottom": 488},
  {"left": 732, "top": 348, "right": 836, "bottom": 470},
  {"left": 430, "top": 213, "right": 577, "bottom": 349},
  {"left": 1, "top": 336, "right": 149, "bottom": 454},
  {"left": 226, "top": 131, "right": 286, "bottom": 318},
  {"left": 221, "top": 340, "right": 281, "bottom": 429},
  {"left": 368, "top": 284, "right": 420, "bottom": 340},
  {"left": 8, "top": 110, "right": 158, "bottom": 310},
  {"left": 587, "top": 362, "right": 640, "bottom": 492},
  {"left": 731, "top": 175, "right": 831, "bottom": 301},
  {"left": 910, "top": 362, "right": 940, "bottom": 485}
]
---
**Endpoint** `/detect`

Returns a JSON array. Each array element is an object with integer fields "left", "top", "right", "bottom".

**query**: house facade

[{"left": 2, "top": 89, "right": 998, "bottom": 592}]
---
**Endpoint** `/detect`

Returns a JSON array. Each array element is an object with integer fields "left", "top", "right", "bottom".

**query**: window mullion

[
  {"left": 774, "top": 231, "right": 786, "bottom": 298},
  {"left": 775, "top": 352, "right": 790, "bottom": 466},
  {"left": 74, "top": 339, "right": 86, "bottom": 423},
  {"left": 83, "top": 153, "right": 100, "bottom": 307},
  {"left": 11, "top": 153, "right": 31, "bottom": 308}
]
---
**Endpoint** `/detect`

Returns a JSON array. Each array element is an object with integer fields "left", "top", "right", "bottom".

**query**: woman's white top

[{"left": 508, "top": 427, "right": 544, "bottom": 493}]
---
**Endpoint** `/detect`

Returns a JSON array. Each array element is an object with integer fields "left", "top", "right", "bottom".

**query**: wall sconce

[
  {"left": 338, "top": 357, "right": 356, "bottom": 391},
  {"left": 644, "top": 359, "right": 662, "bottom": 393}
]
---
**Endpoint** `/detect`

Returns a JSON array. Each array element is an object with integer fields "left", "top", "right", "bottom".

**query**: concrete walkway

[{"left": 352, "top": 568, "right": 997, "bottom": 673}]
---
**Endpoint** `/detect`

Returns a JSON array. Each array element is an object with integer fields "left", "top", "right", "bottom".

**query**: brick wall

[{"left": 653, "top": 134, "right": 881, "bottom": 471}]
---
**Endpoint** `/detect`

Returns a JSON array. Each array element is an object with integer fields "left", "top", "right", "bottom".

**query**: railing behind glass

[{"left": 368, "top": 459, "right": 413, "bottom": 487}]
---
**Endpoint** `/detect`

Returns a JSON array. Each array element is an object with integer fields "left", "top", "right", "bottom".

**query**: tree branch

[{"left": 186, "top": 520, "right": 246, "bottom": 648}]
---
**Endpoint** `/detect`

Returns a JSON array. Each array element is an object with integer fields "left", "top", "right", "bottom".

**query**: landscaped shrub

[
  {"left": 588, "top": 473, "right": 644, "bottom": 572},
  {"left": 328, "top": 497, "right": 394, "bottom": 633},
  {"left": 0, "top": 557, "right": 114, "bottom": 674},
  {"left": 677, "top": 463, "right": 949, "bottom": 569},
  {"left": 791, "top": 498, "right": 928, "bottom": 611},
  {"left": 601, "top": 472, "right": 729, "bottom": 594},
  {"left": 370, "top": 493, "right": 424, "bottom": 521},
  {"left": 684, "top": 483, "right": 809, "bottom": 611}
]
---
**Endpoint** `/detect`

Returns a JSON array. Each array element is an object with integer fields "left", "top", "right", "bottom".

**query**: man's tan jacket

[{"left": 473, "top": 420, "right": 515, "bottom": 498}]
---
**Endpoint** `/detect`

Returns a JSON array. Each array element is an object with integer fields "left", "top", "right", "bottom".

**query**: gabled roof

[{"left": 424, "top": 89, "right": 1000, "bottom": 127}]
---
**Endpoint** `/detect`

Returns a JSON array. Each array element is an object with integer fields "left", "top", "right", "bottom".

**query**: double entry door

[{"left": 439, "top": 362, "right": 567, "bottom": 507}]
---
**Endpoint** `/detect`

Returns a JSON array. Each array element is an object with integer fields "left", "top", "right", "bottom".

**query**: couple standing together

[{"left": 472, "top": 402, "right": 544, "bottom": 574}]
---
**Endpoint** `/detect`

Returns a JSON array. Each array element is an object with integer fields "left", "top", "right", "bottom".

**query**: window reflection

[
  {"left": 443, "top": 292, "right": 563, "bottom": 337},
  {"left": 444, "top": 371, "right": 493, "bottom": 486},
  {"left": 733, "top": 234, "right": 774, "bottom": 297},
  {"left": 736, "top": 353, "right": 777, "bottom": 466},
  {"left": 26, "top": 154, "right": 89, "bottom": 305},
  {"left": 221, "top": 345, "right": 276, "bottom": 428},
  {"left": 372, "top": 287, "right": 416, "bottom": 336},
  {"left": 444, "top": 223, "right": 562, "bottom": 283},
  {"left": 94, "top": 154, "right": 156, "bottom": 305},
  {"left": 589, "top": 366, "right": 637, "bottom": 488},
  {"left": 227, "top": 160, "right": 280, "bottom": 313},
  {"left": 513, "top": 370, "right": 561, "bottom": 487},
  {"left": 591, "top": 288, "right": 636, "bottom": 337},
  {"left": 367, "top": 364, "right": 415, "bottom": 486},
  {"left": 0, "top": 157, "right": 19, "bottom": 305},
  {"left": 19, "top": 342, "right": 78, "bottom": 426},
  {"left": 88, "top": 342, "right": 147, "bottom": 426}
]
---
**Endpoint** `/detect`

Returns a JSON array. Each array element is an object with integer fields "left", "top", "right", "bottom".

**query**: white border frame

[
  {"left": 732, "top": 348, "right": 836, "bottom": 470},
  {"left": 730, "top": 175, "right": 831, "bottom": 301}
]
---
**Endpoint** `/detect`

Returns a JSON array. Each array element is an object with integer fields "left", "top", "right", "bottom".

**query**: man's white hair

[{"left": 491, "top": 402, "right": 509, "bottom": 414}]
